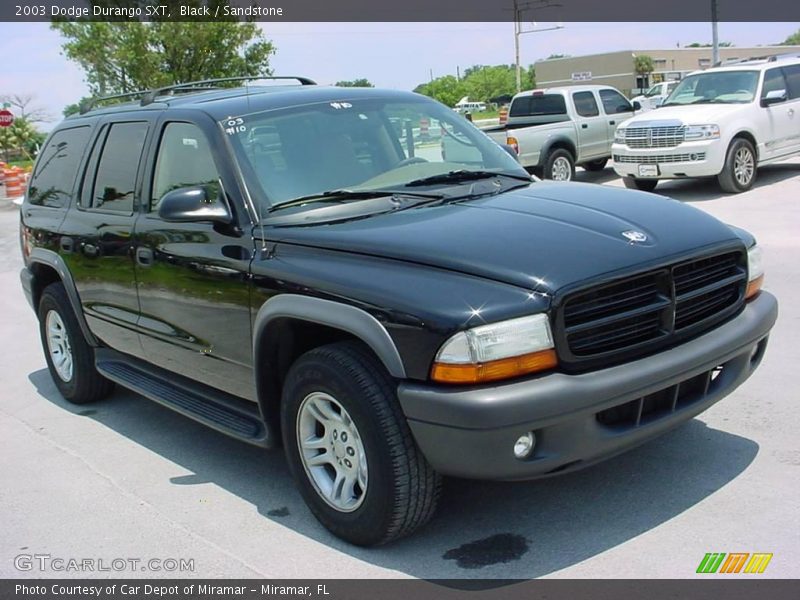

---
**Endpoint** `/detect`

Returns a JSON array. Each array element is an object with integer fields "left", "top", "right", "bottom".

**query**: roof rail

[
  {"left": 767, "top": 52, "right": 800, "bottom": 62},
  {"left": 77, "top": 75, "right": 317, "bottom": 114},
  {"left": 140, "top": 75, "right": 317, "bottom": 106},
  {"left": 712, "top": 52, "right": 800, "bottom": 68}
]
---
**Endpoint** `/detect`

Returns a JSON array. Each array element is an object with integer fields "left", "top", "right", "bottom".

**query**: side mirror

[
  {"left": 501, "top": 144, "right": 519, "bottom": 161},
  {"left": 630, "top": 100, "right": 641, "bottom": 112},
  {"left": 761, "top": 89, "right": 788, "bottom": 107},
  {"left": 157, "top": 185, "right": 232, "bottom": 224}
]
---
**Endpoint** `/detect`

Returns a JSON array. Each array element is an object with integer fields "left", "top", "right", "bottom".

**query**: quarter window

[
  {"left": 572, "top": 91, "right": 600, "bottom": 117},
  {"left": 27, "top": 127, "right": 91, "bottom": 208},
  {"left": 151, "top": 123, "right": 220, "bottom": 210},
  {"left": 89, "top": 122, "right": 148, "bottom": 213}
]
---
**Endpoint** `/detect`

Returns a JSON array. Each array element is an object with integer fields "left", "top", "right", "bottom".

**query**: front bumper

[
  {"left": 611, "top": 139, "right": 727, "bottom": 179},
  {"left": 398, "top": 292, "right": 777, "bottom": 481}
]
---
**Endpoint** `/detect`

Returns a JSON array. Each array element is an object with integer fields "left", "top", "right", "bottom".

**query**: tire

[
  {"left": 542, "top": 148, "right": 575, "bottom": 181},
  {"left": 622, "top": 176, "right": 659, "bottom": 192},
  {"left": 281, "top": 341, "right": 441, "bottom": 546},
  {"left": 582, "top": 158, "right": 608, "bottom": 172},
  {"left": 37, "top": 283, "right": 114, "bottom": 404},
  {"left": 718, "top": 137, "right": 757, "bottom": 193}
]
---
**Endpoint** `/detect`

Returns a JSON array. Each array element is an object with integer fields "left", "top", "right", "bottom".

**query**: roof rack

[
  {"left": 712, "top": 52, "right": 800, "bottom": 68},
  {"left": 78, "top": 75, "right": 317, "bottom": 114}
]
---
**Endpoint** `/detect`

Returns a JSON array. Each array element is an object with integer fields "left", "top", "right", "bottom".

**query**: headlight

[
  {"left": 746, "top": 244, "right": 764, "bottom": 300},
  {"left": 431, "top": 313, "right": 557, "bottom": 384},
  {"left": 684, "top": 124, "right": 720, "bottom": 141},
  {"left": 614, "top": 128, "right": 626, "bottom": 144}
]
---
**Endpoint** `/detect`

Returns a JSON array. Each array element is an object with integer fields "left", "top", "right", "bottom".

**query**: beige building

[{"left": 535, "top": 46, "right": 800, "bottom": 97}]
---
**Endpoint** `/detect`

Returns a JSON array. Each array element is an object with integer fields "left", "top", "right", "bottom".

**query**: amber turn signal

[
  {"left": 745, "top": 274, "right": 764, "bottom": 300},
  {"left": 431, "top": 349, "right": 558, "bottom": 385}
]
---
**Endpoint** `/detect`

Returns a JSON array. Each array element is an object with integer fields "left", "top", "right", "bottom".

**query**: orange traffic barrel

[
  {"left": 499, "top": 107, "right": 509, "bottom": 125},
  {"left": 4, "top": 168, "right": 23, "bottom": 198}
]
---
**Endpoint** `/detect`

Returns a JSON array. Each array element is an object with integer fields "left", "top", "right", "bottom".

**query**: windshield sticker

[
  {"left": 329, "top": 102, "right": 353, "bottom": 109},
  {"left": 223, "top": 117, "right": 247, "bottom": 135}
]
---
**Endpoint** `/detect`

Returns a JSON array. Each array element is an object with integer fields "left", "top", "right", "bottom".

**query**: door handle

[
  {"left": 135, "top": 247, "right": 154, "bottom": 267},
  {"left": 609, "top": 120, "right": 616, "bottom": 125},
  {"left": 82, "top": 243, "right": 99, "bottom": 258},
  {"left": 59, "top": 237, "right": 74, "bottom": 253},
  {"left": 789, "top": 108, "right": 795, "bottom": 117},
  {"left": 581, "top": 124, "right": 588, "bottom": 129}
]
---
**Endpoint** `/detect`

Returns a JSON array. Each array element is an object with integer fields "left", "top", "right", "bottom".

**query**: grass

[{"left": 5, "top": 159, "right": 33, "bottom": 170}]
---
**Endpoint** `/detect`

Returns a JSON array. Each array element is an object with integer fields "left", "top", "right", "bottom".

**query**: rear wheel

[
  {"left": 622, "top": 176, "right": 659, "bottom": 192},
  {"left": 582, "top": 158, "right": 608, "bottom": 172},
  {"left": 38, "top": 283, "right": 114, "bottom": 404},
  {"left": 281, "top": 341, "right": 441, "bottom": 546},
  {"left": 718, "top": 138, "right": 756, "bottom": 193},
  {"left": 542, "top": 148, "right": 575, "bottom": 181}
]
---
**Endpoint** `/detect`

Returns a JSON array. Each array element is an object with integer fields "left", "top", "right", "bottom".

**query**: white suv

[{"left": 612, "top": 55, "right": 800, "bottom": 193}]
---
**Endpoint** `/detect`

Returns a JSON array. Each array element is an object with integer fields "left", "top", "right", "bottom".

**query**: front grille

[
  {"left": 624, "top": 126, "right": 685, "bottom": 148},
  {"left": 559, "top": 251, "right": 746, "bottom": 365},
  {"left": 596, "top": 365, "right": 725, "bottom": 430},
  {"left": 613, "top": 152, "right": 706, "bottom": 164}
]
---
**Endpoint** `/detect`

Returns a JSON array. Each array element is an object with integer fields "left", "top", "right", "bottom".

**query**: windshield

[
  {"left": 662, "top": 70, "right": 759, "bottom": 105},
  {"left": 222, "top": 97, "right": 527, "bottom": 212},
  {"left": 644, "top": 84, "right": 662, "bottom": 97}
]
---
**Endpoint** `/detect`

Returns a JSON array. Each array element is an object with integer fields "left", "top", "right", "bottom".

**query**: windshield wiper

[
  {"left": 404, "top": 170, "right": 532, "bottom": 188},
  {"left": 268, "top": 189, "right": 443, "bottom": 213}
]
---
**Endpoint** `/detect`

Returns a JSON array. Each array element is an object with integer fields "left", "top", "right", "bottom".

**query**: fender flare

[
  {"left": 28, "top": 248, "right": 99, "bottom": 347},
  {"left": 252, "top": 294, "right": 407, "bottom": 379},
  {"left": 538, "top": 136, "right": 576, "bottom": 167}
]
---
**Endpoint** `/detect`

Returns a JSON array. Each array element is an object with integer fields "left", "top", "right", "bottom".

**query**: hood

[
  {"left": 262, "top": 182, "right": 742, "bottom": 293},
  {"left": 623, "top": 102, "right": 748, "bottom": 125}
]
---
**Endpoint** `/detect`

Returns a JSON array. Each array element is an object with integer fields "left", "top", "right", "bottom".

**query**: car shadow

[
  {"left": 574, "top": 166, "right": 619, "bottom": 185},
  {"left": 29, "top": 369, "right": 758, "bottom": 582},
  {"left": 652, "top": 162, "right": 800, "bottom": 202}
]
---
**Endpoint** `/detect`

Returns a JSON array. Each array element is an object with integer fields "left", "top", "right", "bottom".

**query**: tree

[
  {"left": 685, "top": 42, "right": 733, "bottom": 47},
  {"left": 783, "top": 29, "right": 800, "bottom": 45},
  {"left": 546, "top": 54, "right": 571, "bottom": 59},
  {"left": 0, "top": 117, "right": 43, "bottom": 162},
  {"left": 463, "top": 65, "right": 533, "bottom": 102},
  {"left": 634, "top": 55, "right": 655, "bottom": 77},
  {"left": 414, "top": 75, "right": 467, "bottom": 107},
  {"left": 0, "top": 94, "right": 52, "bottom": 124},
  {"left": 335, "top": 79, "right": 374, "bottom": 88},
  {"left": 51, "top": 3, "right": 275, "bottom": 97}
]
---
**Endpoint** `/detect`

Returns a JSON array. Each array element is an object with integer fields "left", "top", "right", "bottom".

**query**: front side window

[
  {"left": 761, "top": 68, "right": 789, "bottom": 99},
  {"left": 573, "top": 91, "right": 600, "bottom": 117},
  {"left": 783, "top": 65, "right": 800, "bottom": 100},
  {"left": 598, "top": 89, "right": 633, "bottom": 115},
  {"left": 28, "top": 127, "right": 91, "bottom": 208},
  {"left": 223, "top": 97, "right": 525, "bottom": 211},
  {"left": 663, "top": 70, "right": 759, "bottom": 105},
  {"left": 151, "top": 123, "right": 220, "bottom": 210},
  {"left": 89, "top": 122, "right": 148, "bottom": 213}
]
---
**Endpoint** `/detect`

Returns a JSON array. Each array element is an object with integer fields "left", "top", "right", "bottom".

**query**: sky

[{"left": 1, "top": 21, "right": 798, "bottom": 130}]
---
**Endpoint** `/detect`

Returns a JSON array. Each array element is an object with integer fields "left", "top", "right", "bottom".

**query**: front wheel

[
  {"left": 542, "top": 148, "right": 575, "bottom": 181},
  {"left": 281, "top": 341, "right": 441, "bottom": 546},
  {"left": 38, "top": 283, "right": 114, "bottom": 404},
  {"left": 718, "top": 138, "right": 757, "bottom": 193},
  {"left": 622, "top": 176, "right": 659, "bottom": 192}
]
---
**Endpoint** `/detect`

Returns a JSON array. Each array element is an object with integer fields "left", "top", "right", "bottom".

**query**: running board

[{"left": 95, "top": 349, "right": 271, "bottom": 447}]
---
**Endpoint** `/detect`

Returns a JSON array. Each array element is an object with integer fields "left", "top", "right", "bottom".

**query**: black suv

[{"left": 19, "top": 76, "right": 777, "bottom": 546}]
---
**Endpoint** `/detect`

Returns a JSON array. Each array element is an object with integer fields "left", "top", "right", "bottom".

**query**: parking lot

[{"left": 1, "top": 160, "right": 798, "bottom": 580}]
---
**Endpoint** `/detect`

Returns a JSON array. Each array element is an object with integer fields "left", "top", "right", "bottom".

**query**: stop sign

[{"left": 0, "top": 110, "right": 13, "bottom": 127}]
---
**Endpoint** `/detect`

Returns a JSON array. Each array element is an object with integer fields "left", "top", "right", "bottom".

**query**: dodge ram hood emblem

[{"left": 622, "top": 230, "right": 648, "bottom": 243}]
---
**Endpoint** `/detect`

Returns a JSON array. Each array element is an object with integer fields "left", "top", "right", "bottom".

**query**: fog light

[{"left": 513, "top": 432, "right": 536, "bottom": 459}]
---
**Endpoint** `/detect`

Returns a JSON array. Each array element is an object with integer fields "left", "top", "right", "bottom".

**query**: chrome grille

[
  {"left": 624, "top": 126, "right": 685, "bottom": 148},
  {"left": 613, "top": 152, "right": 706, "bottom": 164},
  {"left": 559, "top": 251, "right": 747, "bottom": 366}
]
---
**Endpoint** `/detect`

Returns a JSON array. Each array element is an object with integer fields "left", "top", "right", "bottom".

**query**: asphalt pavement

[{"left": 1, "top": 160, "right": 798, "bottom": 579}]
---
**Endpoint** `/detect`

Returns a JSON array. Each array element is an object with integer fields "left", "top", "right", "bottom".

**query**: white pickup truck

[
  {"left": 612, "top": 55, "right": 800, "bottom": 193},
  {"left": 484, "top": 85, "right": 640, "bottom": 181}
]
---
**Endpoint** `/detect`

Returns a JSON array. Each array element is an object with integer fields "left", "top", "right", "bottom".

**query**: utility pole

[
  {"left": 513, "top": 0, "right": 564, "bottom": 93},
  {"left": 711, "top": 0, "right": 720, "bottom": 66}
]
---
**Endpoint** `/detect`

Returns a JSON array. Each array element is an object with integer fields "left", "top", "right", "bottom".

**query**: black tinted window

[
  {"left": 783, "top": 65, "right": 800, "bottom": 100},
  {"left": 509, "top": 94, "right": 567, "bottom": 117},
  {"left": 761, "top": 68, "right": 788, "bottom": 98},
  {"left": 573, "top": 92, "right": 600, "bottom": 117},
  {"left": 152, "top": 123, "right": 220, "bottom": 210},
  {"left": 90, "top": 122, "right": 148, "bottom": 213},
  {"left": 28, "top": 127, "right": 91, "bottom": 208},
  {"left": 599, "top": 89, "right": 632, "bottom": 114}
]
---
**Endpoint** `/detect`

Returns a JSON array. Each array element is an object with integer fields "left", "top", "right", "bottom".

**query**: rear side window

[
  {"left": 28, "top": 126, "right": 91, "bottom": 208},
  {"left": 151, "top": 123, "right": 220, "bottom": 211},
  {"left": 509, "top": 94, "right": 567, "bottom": 117},
  {"left": 599, "top": 89, "right": 633, "bottom": 115},
  {"left": 783, "top": 65, "right": 800, "bottom": 100},
  {"left": 89, "top": 122, "right": 148, "bottom": 213},
  {"left": 573, "top": 91, "right": 600, "bottom": 117}
]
